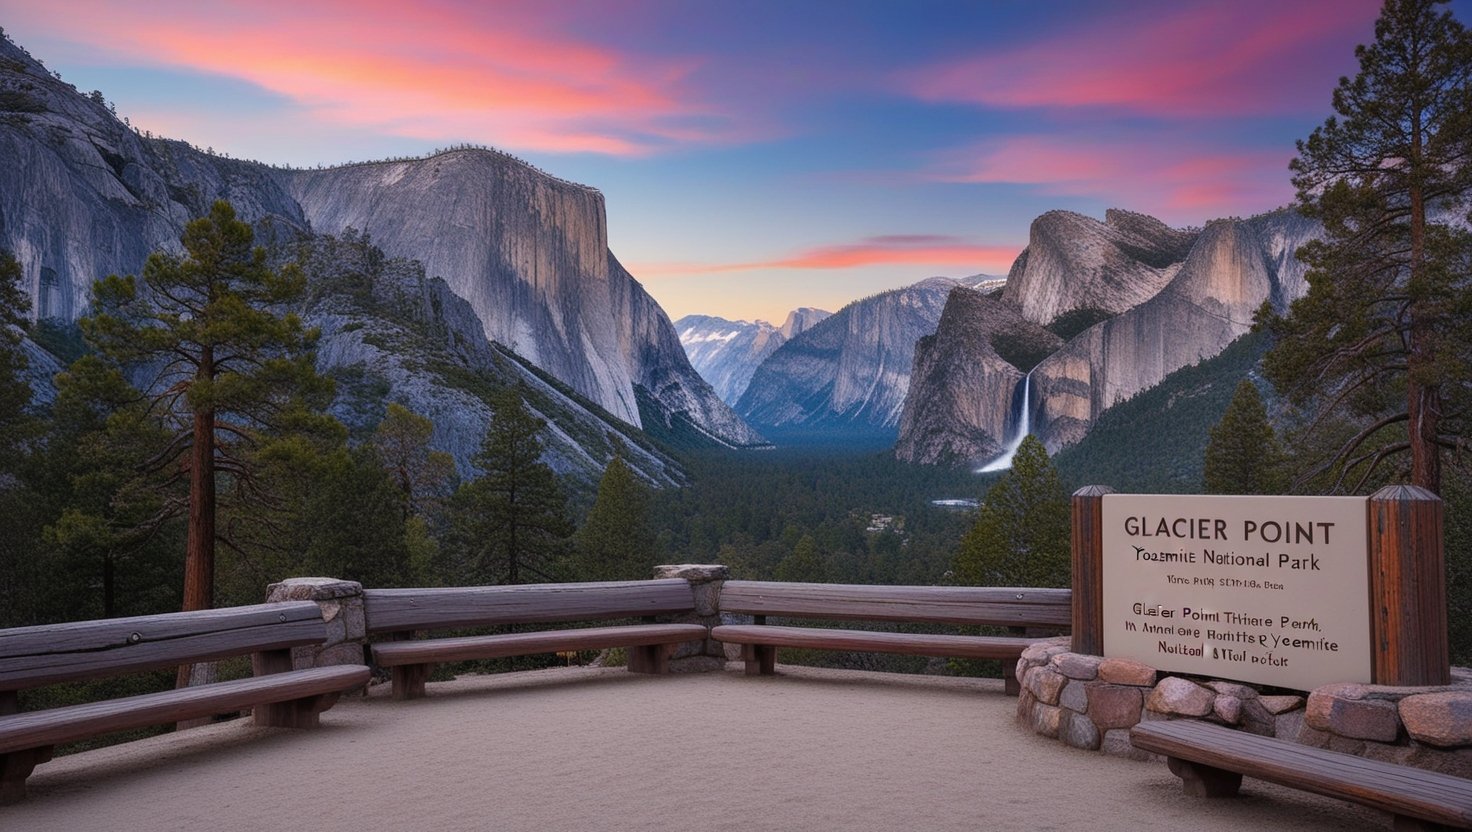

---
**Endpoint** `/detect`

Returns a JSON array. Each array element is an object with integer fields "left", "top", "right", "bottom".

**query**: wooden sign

[{"left": 1100, "top": 494, "right": 1370, "bottom": 690}]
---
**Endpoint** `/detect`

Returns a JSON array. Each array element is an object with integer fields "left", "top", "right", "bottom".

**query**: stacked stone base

[{"left": 1015, "top": 637, "right": 1472, "bottom": 778}]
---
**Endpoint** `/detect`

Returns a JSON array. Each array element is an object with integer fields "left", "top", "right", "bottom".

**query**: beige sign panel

[{"left": 1101, "top": 494, "right": 1370, "bottom": 690}]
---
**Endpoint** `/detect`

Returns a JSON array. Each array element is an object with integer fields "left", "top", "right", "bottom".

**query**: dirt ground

[{"left": 3, "top": 664, "right": 1390, "bottom": 831}]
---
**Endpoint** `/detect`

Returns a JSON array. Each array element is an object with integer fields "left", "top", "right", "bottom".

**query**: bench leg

[
  {"left": 0, "top": 746, "right": 53, "bottom": 805},
  {"left": 1003, "top": 661, "right": 1020, "bottom": 696},
  {"left": 628, "top": 644, "right": 671, "bottom": 675},
  {"left": 741, "top": 644, "right": 776, "bottom": 676},
  {"left": 254, "top": 692, "right": 341, "bottom": 729},
  {"left": 392, "top": 664, "right": 433, "bottom": 701},
  {"left": 1167, "top": 757, "right": 1242, "bottom": 798}
]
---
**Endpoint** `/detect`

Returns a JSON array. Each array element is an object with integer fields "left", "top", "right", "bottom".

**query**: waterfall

[{"left": 977, "top": 371, "right": 1031, "bottom": 473}]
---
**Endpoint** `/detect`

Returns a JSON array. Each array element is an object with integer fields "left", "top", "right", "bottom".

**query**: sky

[{"left": 1, "top": 0, "right": 1454, "bottom": 323}]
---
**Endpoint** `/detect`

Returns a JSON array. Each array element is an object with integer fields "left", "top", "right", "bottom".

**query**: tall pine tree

[
  {"left": 954, "top": 436, "right": 1069, "bottom": 588},
  {"left": 1265, "top": 0, "right": 1472, "bottom": 494},
  {"left": 82, "top": 200, "right": 333, "bottom": 613},
  {"left": 447, "top": 387, "right": 571, "bottom": 584},
  {"left": 574, "top": 452, "right": 657, "bottom": 581},
  {"left": 1203, "top": 380, "right": 1286, "bottom": 494}
]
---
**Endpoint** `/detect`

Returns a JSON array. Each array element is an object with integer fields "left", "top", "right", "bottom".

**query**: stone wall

[
  {"left": 1015, "top": 638, "right": 1472, "bottom": 777},
  {"left": 264, "top": 577, "right": 368, "bottom": 673}
]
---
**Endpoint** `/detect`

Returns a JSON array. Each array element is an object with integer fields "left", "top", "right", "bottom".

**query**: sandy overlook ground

[{"left": 6, "top": 665, "right": 1385, "bottom": 831}]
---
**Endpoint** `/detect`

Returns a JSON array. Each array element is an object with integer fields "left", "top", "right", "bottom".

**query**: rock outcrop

[
  {"left": 0, "top": 34, "right": 763, "bottom": 470},
  {"left": 737, "top": 277, "right": 964, "bottom": 433},
  {"left": 896, "top": 210, "right": 1318, "bottom": 466},
  {"left": 894, "top": 288, "right": 1059, "bottom": 465},
  {"left": 676, "top": 307, "right": 830, "bottom": 405},
  {"left": 1001, "top": 209, "right": 1196, "bottom": 326}
]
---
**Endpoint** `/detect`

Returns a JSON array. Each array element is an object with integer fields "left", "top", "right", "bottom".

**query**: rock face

[
  {"left": 1001, "top": 209, "right": 1196, "bottom": 326},
  {"left": 894, "top": 287, "right": 1059, "bottom": 464},
  {"left": 738, "top": 277, "right": 979, "bottom": 434},
  {"left": 676, "top": 307, "right": 830, "bottom": 405},
  {"left": 896, "top": 209, "right": 1318, "bottom": 465},
  {"left": 0, "top": 34, "right": 762, "bottom": 465},
  {"left": 1030, "top": 219, "right": 1277, "bottom": 449}
]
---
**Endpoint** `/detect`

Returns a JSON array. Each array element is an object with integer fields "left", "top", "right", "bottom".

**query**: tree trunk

[
  {"left": 1407, "top": 116, "right": 1441, "bottom": 495},
  {"left": 178, "top": 348, "right": 216, "bottom": 690}
]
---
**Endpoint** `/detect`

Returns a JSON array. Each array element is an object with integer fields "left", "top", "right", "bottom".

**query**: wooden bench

[
  {"left": 364, "top": 580, "right": 708, "bottom": 700},
  {"left": 711, "top": 581, "right": 1071, "bottom": 695},
  {"left": 1130, "top": 719, "right": 1472, "bottom": 831},
  {"left": 0, "top": 601, "right": 370, "bottom": 804}
]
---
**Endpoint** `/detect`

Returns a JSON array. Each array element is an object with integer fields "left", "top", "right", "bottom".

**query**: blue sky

[{"left": 4, "top": 0, "right": 1457, "bottom": 322}]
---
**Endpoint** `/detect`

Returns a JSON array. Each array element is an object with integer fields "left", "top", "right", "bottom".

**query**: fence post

[
  {"left": 1367, "top": 485, "right": 1449, "bottom": 686},
  {"left": 1070, "top": 486, "right": 1113, "bottom": 656}
]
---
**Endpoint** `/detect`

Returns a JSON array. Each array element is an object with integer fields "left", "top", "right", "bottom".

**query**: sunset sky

[{"left": 2, "top": 0, "right": 1451, "bottom": 322}]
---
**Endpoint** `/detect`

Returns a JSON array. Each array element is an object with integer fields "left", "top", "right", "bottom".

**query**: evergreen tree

[
  {"left": 1203, "top": 380, "right": 1286, "bottom": 494},
  {"left": 0, "top": 250, "right": 33, "bottom": 468},
  {"left": 1265, "top": 0, "right": 1472, "bottom": 494},
  {"left": 447, "top": 388, "right": 571, "bottom": 584},
  {"left": 775, "top": 533, "right": 826, "bottom": 583},
  {"left": 372, "top": 402, "right": 455, "bottom": 520},
  {"left": 574, "top": 452, "right": 657, "bottom": 581},
  {"left": 82, "top": 200, "right": 334, "bottom": 612},
  {"left": 954, "top": 436, "right": 1069, "bottom": 588}
]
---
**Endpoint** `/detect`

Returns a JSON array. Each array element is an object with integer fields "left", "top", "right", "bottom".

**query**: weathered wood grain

[
  {"left": 712, "top": 624, "right": 1042, "bottom": 659},
  {"left": 371, "top": 624, "right": 708, "bottom": 666},
  {"left": 0, "top": 665, "right": 369, "bottom": 755},
  {"left": 1130, "top": 720, "right": 1472, "bottom": 829},
  {"left": 1071, "top": 486, "right": 1112, "bottom": 656},
  {"left": 362, "top": 580, "right": 696, "bottom": 634},
  {"left": 716, "top": 582, "right": 1071, "bottom": 627},
  {"left": 0, "top": 602, "right": 329, "bottom": 691},
  {"left": 1368, "top": 485, "right": 1450, "bottom": 686}
]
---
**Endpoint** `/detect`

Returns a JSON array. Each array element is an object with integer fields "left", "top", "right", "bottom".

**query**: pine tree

[
  {"left": 1203, "top": 380, "right": 1286, "bottom": 494},
  {"left": 1264, "top": 0, "right": 1472, "bottom": 494},
  {"left": 447, "top": 387, "right": 571, "bottom": 584},
  {"left": 775, "top": 533, "right": 826, "bottom": 583},
  {"left": 954, "top": 436, "right": 1069, "bottom": 588},
  {"left": 372, "top": 402, "right": 455, "bottom": 520},
  {"left": 574, "top": 452, "right": 656, "bottom": 581},
  {"left": 0, "top": 250, "right": 33, "bottom": 469},
  {"left": 82, "top": 200, "right": 334, "bottom": 612}
]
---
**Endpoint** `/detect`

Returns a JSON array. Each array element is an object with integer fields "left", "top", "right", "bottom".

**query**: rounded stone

[
  {"left": 1258, "top": 694, "right": 1304, "bottom": 715},
  {"left": 1059, "top": 679, "right": 1089, "bottom": 713},
  {"left": 1399, "top": 692, "right": 1472, "bottom": 748},
  {"left": 652, "top": 564, "right": 730, "bottom": 582},
  {"left": 1086, "top": 683, "right": 1144, "bottom": 730},
  {"left": 1212, "top": 695, "right": 1243, "bottom": 726},
  {"left": 1062, "top": 712, "right": 1101, "bottom": 751},
  {"left": 1026, "top": 667, "right": 1068, "bottom": 706},
  {"left": 1098, "top": 658, "right": 1157, "bottom": 687},
  {"left": 1051, "top": 653, "right": 1103, "bottom": 681},
  {"left": 1307, "top": 688, "right": 1400, "bottom": 743},
  {"left": 1146, "top": 677, "right": 1214, "bottom": 717},
  {"left": 1031, "top": 703, "right": 1064, "bottom": 739}
]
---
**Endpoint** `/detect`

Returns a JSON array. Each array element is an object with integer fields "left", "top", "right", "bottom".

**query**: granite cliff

[
  {"left": 0, "top": 34, "right": 761, "bottom": 479},
  {"left": 676, "top": 307, "right": 830, "bottom": 405},
  {"left": 737, "top": 276, "right": 996, "bottom": 435},
  {"left": 895, "top": 210, "right": 1317, "bottom": 467}
]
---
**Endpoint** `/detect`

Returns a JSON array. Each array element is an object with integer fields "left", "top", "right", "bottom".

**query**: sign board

[{"left": 1101, "top": 494, "right": 1370, "bottom": 690}]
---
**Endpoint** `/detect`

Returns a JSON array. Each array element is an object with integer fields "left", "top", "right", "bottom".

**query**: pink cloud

[
  {"left": 925, "top": 135, "right": 1294, "bottom": 218},
  {"left": 630, "top": 235, "right": 1020, "bottom": 278},
  {"left": 904, "top": 0, "right": 1380, "bottom": 117},
  {"left": 6, "top": 0, "right": 745, "bottom": 156}
]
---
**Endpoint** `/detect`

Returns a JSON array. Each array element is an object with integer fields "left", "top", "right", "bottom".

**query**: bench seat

[
  {"left": 372, "top": 623, "right": 709, "bottom": 700},
  {"left": 1130, "top": 719, "right": 1472, "bottom": 831},
  {"left": 712, "top": 624, "right": 1042, "bottom": 687},
  {"left": 0, "top": 664, "right": 368, "bottom": 803}
]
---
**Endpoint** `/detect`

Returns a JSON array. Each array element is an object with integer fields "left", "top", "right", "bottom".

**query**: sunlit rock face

[
  {"left": 0, "top": 35, "right": 763, "bottom": 460},
  {"left": 676, "top": 307, "right": 830, "bottom": 405},
  {"left": 895, "top": 287, "right": 1059, "bottom": 465},
  {"left": 737, "top": 277, "right": 981, "bottom": 434},
  {"left": 895, "top": 210, "right": 1319, "bottom": 467}
]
